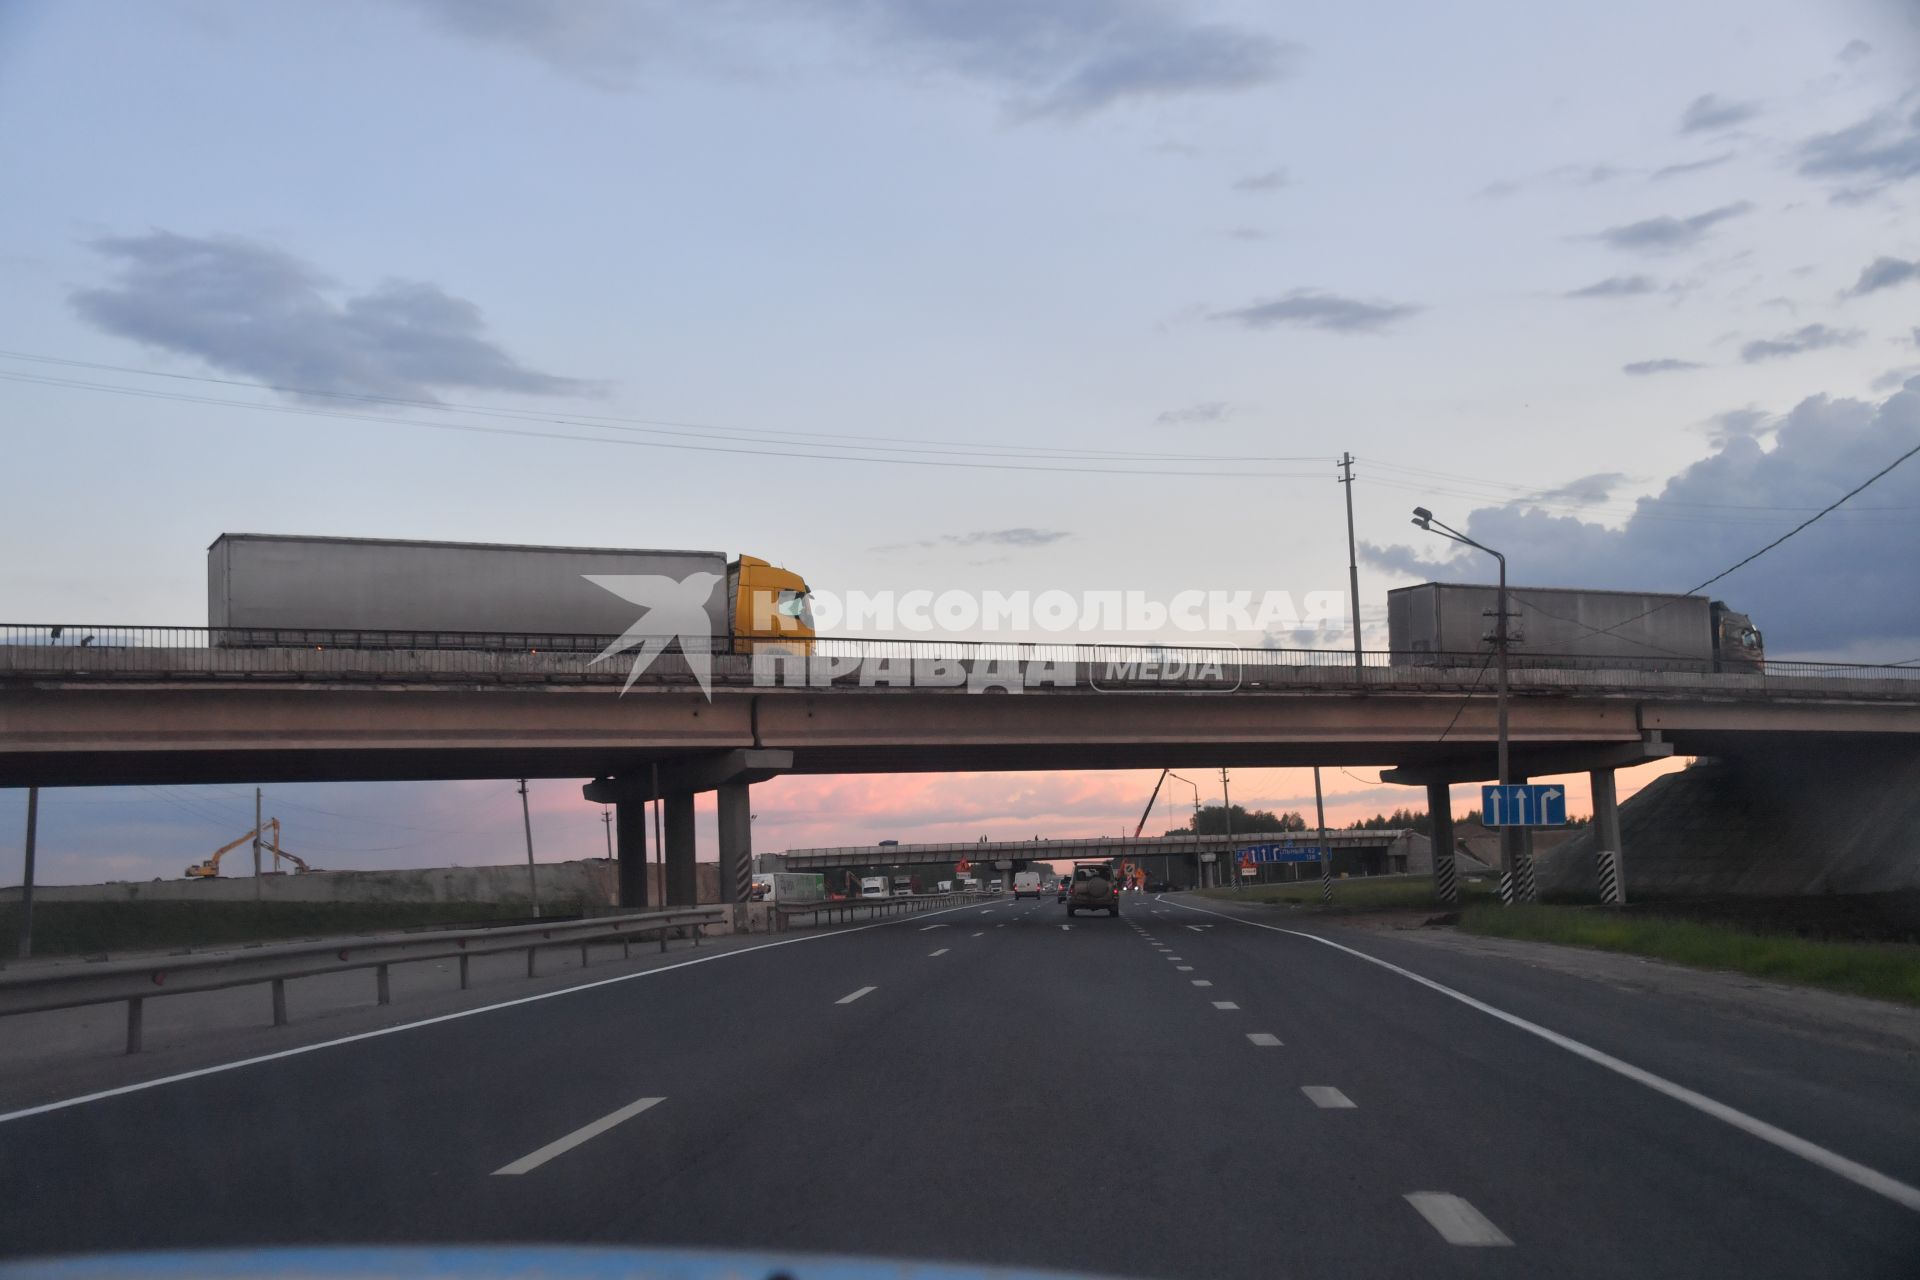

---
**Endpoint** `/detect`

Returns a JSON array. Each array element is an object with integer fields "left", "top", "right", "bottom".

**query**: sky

[{"left": 2, "top": 0, "right": 1918, "bottom": 883}]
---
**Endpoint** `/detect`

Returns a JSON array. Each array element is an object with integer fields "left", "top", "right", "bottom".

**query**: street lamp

[
  {"left": 1168, "top": 772, "right": 1201, "bottom": 888},
  {"left": 1411, "top": 507, "right": 1520, "bottom": 900}
]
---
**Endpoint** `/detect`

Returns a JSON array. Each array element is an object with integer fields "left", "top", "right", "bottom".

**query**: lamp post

[
  {"left": 1168, "top": 773, "right": 1201, "bottom": 888},
  {"left": 1410, "top": 507, "right": 1521, "bottom": 900}
]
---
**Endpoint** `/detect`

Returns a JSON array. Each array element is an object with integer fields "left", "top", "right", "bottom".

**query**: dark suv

[{"left": 1066, "top": 864, "right": 1119, "bottom": 918}]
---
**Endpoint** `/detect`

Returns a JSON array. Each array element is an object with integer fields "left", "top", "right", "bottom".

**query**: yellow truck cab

[{"left": 729, "top": 555, "right": 816, "bottom": 655}]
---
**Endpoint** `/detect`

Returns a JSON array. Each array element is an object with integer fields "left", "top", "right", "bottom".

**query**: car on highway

[
  {"left": 1012, "top": 870, "right": 1044, "bottom": 899},
  {"left": 1065, "top": 864, "right": 1118, "bottom": 918},
  {"left": 1056, "top": 876, "right": 1069, "bottom": 903}
]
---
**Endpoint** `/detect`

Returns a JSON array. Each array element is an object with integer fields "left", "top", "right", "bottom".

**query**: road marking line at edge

[
  {"left": 1303, "top": 1086, "right": 1356, "bottom": 1109},
  {"left": 0, "top": 898, "right": 987, "bottom": 1127},
  {"left": 836, "top": 985, "right": 877, "bottom": 1004},
  {"left": 1169, "top": 896, "right": 1920, "bottom": 1216},
  {"left": 491, "top": 1095, "right": 663, "bottom": 1176},
  {"left": 1404, "top": 1193, "right": 1511, "bottom": 1246}
]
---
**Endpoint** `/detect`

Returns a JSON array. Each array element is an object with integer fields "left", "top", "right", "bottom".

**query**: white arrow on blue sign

[{"left": 1480, "top": 783, "right": 1567, "bottom": 827}]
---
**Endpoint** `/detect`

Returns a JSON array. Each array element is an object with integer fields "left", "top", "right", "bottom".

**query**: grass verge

[
  {"left": 1460, "top": 904, "right": 1920, "bottom": 1006},
  {"left": 0, "top": 900, "right": 572, "bottom": 958},
  {"left": 1198, "top": 874, "right": 1496, "bottom": 910}
]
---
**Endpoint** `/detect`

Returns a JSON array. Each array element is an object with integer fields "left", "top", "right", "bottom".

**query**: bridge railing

[
  {"left": 0, "top": 905, "right": 725, "bottom": 1055},
  {"left": 4, "top": 624, "right": 1919, "bottom": 691},
  {"left": 773, "top": 891, "right": 981, "bottom": 929}
]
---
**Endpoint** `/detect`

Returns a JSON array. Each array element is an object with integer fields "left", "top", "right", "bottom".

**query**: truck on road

[
  {"left": 1012, "top": 870, "right": 1044, "bottom": 899},
  {"left": 208, "top": 534, "right": 815, "bottom": 655},
  {"left": 1387, "top": 583, "right": 1762, "bottom": 672}
]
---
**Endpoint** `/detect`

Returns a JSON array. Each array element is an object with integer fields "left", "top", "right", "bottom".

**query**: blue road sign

[
  {"left": 1480, "top": 783, "right": 1568, "bottom": 827},
  {"left": 1237, "top": 844, "right": 1324, "bottom": 864}
]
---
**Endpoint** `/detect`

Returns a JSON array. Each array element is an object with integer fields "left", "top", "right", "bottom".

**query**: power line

[
  {"left": 0, "top": 370, "right": 1330, "bottom": 478},
  {"left": 0, "top": 350, "right": 1331, "bottom": 468},
  {"left": 1433, "top": 648, "right": 1498, "bottom": 745}
]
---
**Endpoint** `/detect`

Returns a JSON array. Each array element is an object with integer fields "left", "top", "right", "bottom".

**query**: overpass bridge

[
  {"left": 768, "top": 829, "right": 1431, "bottom": 886},
  {"left": 5, "top": 625, "right": 1919, "bottom": 909}
]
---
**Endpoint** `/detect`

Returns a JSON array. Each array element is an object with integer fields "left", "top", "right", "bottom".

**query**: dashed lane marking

[
  {"left": 491, "top": 1096, "right": 664, "bottom": 1176},
  {"left": 1212, "top": 1001, "right": 1239, "bottom": 1010},
  {"left": 1170, "top": 896, "right": 1920, "bottom": 1217},
  {"left": 1246, "top": 1033, "right": 1282, "bottom": 1047},
  {"left": 1303, "top": 1086, "right": 1355, "bottom": 1109},
  {"left": 836, "top": 986, "right": 877, "bottom": 1005},
  {"left": 1191, "top": 979, "right": 1213, "bottom": 987},
  {"left": 928, "top": 948, "right": 950, "bottom": 957},
  {"left": 1404, "top": 1193, "right": 1512, "bottom": 1247}
]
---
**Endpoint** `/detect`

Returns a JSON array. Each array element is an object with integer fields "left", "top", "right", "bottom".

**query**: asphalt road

[{"left": 2, "top": 891, "right": 1918, "bottom": 1278}]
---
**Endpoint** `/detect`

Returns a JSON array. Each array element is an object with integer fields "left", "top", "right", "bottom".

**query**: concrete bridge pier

[
  {"left": 664, "top": 792, "right": 697, "bottom": 907},
  {"left": 613, "top": 799, "right": 649, "bottom": 910},
  {"left": 1590, "top": 767, "right": 1625, "bottom": 904},
  {"left": 1427, "top": 780, "right": 1457, "bottom": 905},
  {"left": 716, "top": 780, "right": 753, "bottom": 904}
]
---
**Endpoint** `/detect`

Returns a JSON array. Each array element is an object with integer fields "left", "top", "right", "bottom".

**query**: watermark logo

[{"left": 584, "top": 572, "right": 720, "bottom": 697}]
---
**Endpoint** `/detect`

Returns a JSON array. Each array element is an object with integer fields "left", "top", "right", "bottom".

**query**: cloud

[
  {"left": 1208, "top": 289, "right": 1420, "bottom": 334},
  {"left": 1361, "top": 383, "right": 1920, "bottom": 653},
  {"left": 1155, "top": 401, "right": 1232, "bottom": 426},
  {"left": 1651, "top": 152, "right": 1733, "bottom": 181},
  {"left": 69, "top": 232, "right": 586, "bottom": 404},
  {"left": 1705, "top": 407, "right": 1773, "bottom": 444},
  {"left": 1592, "top": 202, "right": 1752, "bottom": 252},
  {"left": 1224, "top": 226, "right": 1270, "bottom": 241},
  {"left": 1798, "top": 104, "right": 1920, "bottom": 193},
  {"left": 1847, "top": 256, "right": 1919, "bottom": 296},
  {"left": 1838, "top": 39, "right": 1872, "bottom": 64},
  {"left": 1232, "top": 167, "right": 1290, "bottom": 192},
  {"left": 1739, "top": 323, "right": 1862, "bottom": 362},
  {"left": 402, "top": 0, "right": 1298, "bottom": 118},
  {"left": 1622, "top": 358, "right": 1704, "bottom": 375},
  {"left": 1535, "top": 472, "right": 1629, "bottom": 505},
  {"left": 1679, "top": 93, "right": 1760, "bottom": 134},
  {"left": 1566, "top": 274, "right": 1657, "bottom": 299},
  {"left": 875, "top": 527, "right": 1072, "bottom": 552}
]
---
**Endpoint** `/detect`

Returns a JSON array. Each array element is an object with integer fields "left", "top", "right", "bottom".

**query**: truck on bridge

[
  {"left": 208, "top": 534, "right": 816, "bottom": 655},
  {"left": 1388, "top": 583, "right": 1763, "bottom": 672}
]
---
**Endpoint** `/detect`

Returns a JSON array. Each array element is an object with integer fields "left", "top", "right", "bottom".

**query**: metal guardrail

[
  {"left": 4, "top": 624, "right": 1919, "bottom": 697},
  {"left": 0, "top": 906, "right": 725, "bottom": 1054},
  {"left": 773, "top": 891, "right": 980, "bottom": 928}
]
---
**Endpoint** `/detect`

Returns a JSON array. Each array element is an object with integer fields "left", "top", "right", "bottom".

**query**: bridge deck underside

[{"left": 4, "top": 682, "right": 1916, "bottom": 787}]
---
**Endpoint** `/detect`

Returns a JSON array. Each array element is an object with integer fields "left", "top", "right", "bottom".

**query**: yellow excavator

[{"left": 184, "top": 818, "right": 319, "bottom": 877}]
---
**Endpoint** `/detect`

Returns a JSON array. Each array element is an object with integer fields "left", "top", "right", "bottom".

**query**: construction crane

[{"left": 184, "top": 818, "right": 318, "bottom": 877}]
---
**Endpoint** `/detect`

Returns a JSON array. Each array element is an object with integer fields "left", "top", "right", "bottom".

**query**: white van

[{"left": 1013, "top": 870, "right": 1044, "bottom": 900}]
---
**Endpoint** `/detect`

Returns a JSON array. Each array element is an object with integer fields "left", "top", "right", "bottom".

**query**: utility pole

[
  {"left": 1220, "top": 767, "right": 1234, "bottom": 891},
  {"left": 518, "top": 779, "right": 541, "bottom": 919},
  {"left": 651, "top": 761, "right": 664, "bottom": 906},
  {"left": 1314, "top": 767, "right": 1332, "bottom": 903},
  {"left": 17, "top": 787, "right": 38, "bottom": 961},
  {"left": 252, "top": 786, "right": 263, "bottom": 900},
  {"left": 1339, "top": 453, "right": 1364, "bottom": 673},
  {"left": 601, "top": 807, "right": 614, "bottom": 860}
]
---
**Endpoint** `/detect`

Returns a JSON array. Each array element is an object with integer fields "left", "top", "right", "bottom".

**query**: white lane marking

[
  {"left": 1303, "top": 1086, "right": 1356, "bottom": 1109},
  {"left": 1165, "top": 956, "right": 1182, "bottom": 961},
  {"left": 0, "top": 898, "right": 985, "bottom": 1128},
  {"left": 1247, "top": 1033, "right": 1282, "bottom": 1047},
  {"left": 492, "top": 1095, "right": 663, "bottom": 1176},
  {"left": 971, "top": 932, "right": 985, "bottom": 938},
  {"left": 836, "top": 986, "right": 877, "bottom": 1004},
  {"left": 919, "top": 924, "right": 948, "bottom": 931},
  {"left": 928, "top": 948, "right": 950, "bottom": 957},
  {"left": 1060, "top": 925, "right": 1072, "bottom": 931},
  {"left": 1212, "top": 1001, "right": 1240, "bottom": 1010},
  {"left": 1177, "top": 965, "right": 1194, "bottom": 971},
  {"left": 1191, "top": 979, "right": 1213, "bottom": 987},
  {"left": 1169, "top": 898, "right": 1920, "bottom": 1216},
  {"left": 1404, "top": 1193, "right": 1511, "bottom": 1247}
]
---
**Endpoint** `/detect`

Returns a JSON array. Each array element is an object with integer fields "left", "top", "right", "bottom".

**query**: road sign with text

[
  {"left": 1237, "top": 843, "right": 1325, "bottom": 864},
  {"left": 1480, "top": 784, "right": 1567, "bottom": 827}
]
